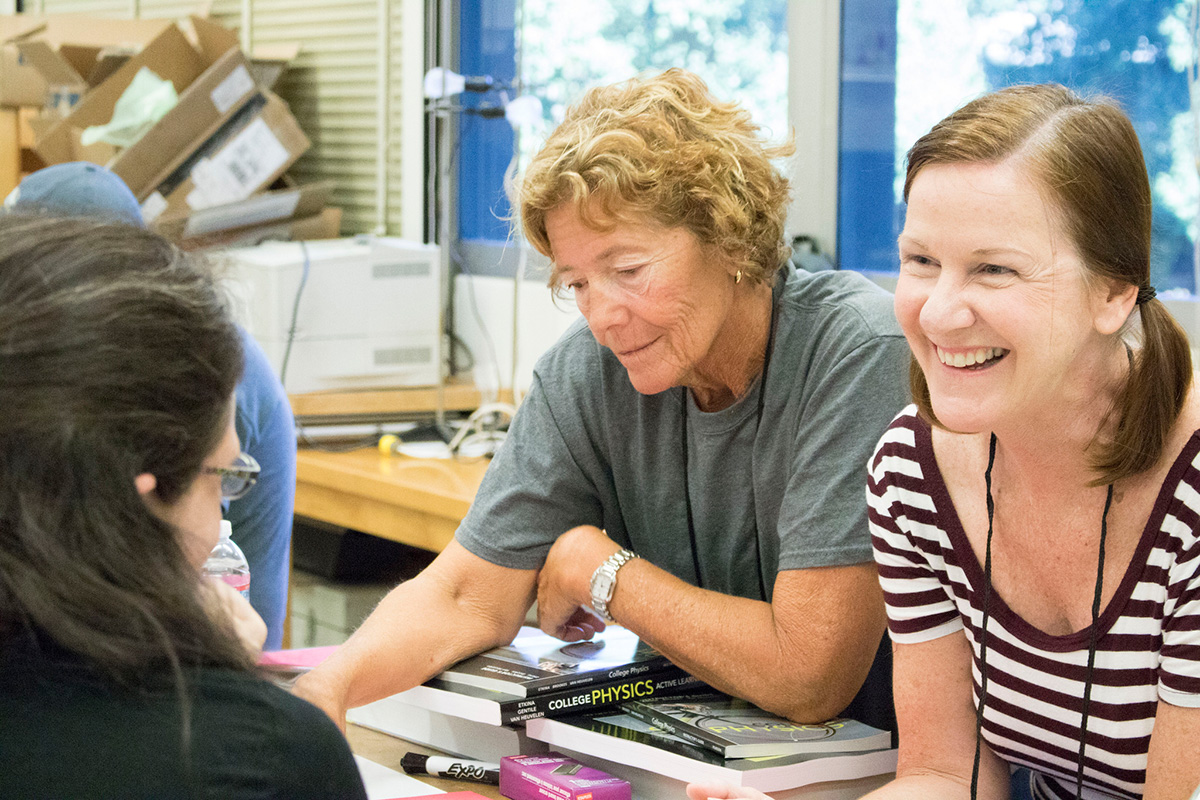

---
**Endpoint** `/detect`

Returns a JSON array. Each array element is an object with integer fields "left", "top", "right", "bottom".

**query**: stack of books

[
  {"left": 525, "top": 697, "right": 896, "bottom": 798},
  {"left": 346, "top": 625, "right": 703, "bottom": 763},
  {"left": 267, "top": 628, "right": 897, "bottom": 796}
]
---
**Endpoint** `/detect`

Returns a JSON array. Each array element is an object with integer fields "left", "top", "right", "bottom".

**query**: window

[
  {"left": 839, "top": 0, "right": 1199, "bottom": 295},
  {"left": 458, "top": 0, "right": 789, "bottom": 253}
]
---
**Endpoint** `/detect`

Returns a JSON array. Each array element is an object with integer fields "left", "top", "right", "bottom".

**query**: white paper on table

[{"left": 354, "top": 755, "right": 444, "bottom": 799}]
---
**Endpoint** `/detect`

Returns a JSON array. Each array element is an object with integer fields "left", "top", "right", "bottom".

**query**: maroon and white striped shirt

[{"left": 868, "top": 406, "right": 1200, "bottom": 800}]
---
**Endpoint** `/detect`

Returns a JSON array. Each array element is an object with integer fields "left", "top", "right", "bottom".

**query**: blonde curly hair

[{"left": 518, "top": 68, "right": 794, "bottom": 287}]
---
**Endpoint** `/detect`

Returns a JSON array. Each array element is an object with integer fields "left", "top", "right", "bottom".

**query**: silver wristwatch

[{"left": 588, "top": 548, "right": 638, "bottom": 622}]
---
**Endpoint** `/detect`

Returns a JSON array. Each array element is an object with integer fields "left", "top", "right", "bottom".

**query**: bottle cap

[{"left": 219, "top": 519, "right": 233, "bottom": 539}]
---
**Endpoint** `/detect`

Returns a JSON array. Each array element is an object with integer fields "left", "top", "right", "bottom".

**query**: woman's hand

[
  {"left": 202, "top": 579, "right": 268, "bottom": 658},
  {"left": 685, "top": 783, "right": 771, "bottom": 800},
  {"left": 537, "top": 525, "right": 614, "bottom": 640}
]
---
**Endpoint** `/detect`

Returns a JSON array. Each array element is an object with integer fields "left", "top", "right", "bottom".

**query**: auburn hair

[{"left": 904, "top": 84, "right": 1192, "bottom": 485}]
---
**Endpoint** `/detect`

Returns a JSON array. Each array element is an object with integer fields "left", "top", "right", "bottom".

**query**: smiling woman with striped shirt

[
  {"left": 696, "top": 84, "right": 1200, "bottom": 800},
  {"left": 693, "top": 81, "right": 1200, "bottom": 800},
  {"left": 862, "top": 84, "right": 1200, "bottom": 800}
]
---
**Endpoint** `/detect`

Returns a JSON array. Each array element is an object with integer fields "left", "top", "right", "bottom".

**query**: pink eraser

[{"left": 500, "top": 752, "right": 631, "bottom": 800}]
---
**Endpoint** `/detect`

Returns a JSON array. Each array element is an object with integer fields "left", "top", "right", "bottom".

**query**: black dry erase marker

[{"left": 400, "top": 752, "right": 501, "bottom": 785}]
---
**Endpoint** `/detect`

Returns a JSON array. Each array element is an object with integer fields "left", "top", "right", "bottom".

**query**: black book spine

[
  {"left": 498, "top": 672, "right": 706, "bottom": 725},
  {"left": 523, "top": 654, "right": 677, "bottom": 696}
]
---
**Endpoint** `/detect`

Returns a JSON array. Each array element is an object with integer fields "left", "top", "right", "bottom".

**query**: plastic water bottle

[{"left": 203, "top": 520, "right": 250, "bottom": 600}]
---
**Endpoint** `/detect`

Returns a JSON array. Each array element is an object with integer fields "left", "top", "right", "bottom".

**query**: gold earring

[{"left": 735, "top": 270, "right": 743, "bottom": 284}]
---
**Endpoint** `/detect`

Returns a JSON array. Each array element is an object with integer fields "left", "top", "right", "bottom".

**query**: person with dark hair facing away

[
  {"left": 4, "top": 161, "right": 297, "bottom": 650},
  {"left": 694, "top": 84, "right": 1200, "bottom": 800},
  {"left": 0, "top": 216, "right": 366, "bottom": 799}
]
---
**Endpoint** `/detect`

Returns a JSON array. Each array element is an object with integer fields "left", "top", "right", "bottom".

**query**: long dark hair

[
  {"left": 904, "top": 84, "right": 1192, "bottom": 485},
  {"left": 0, "top": 215, "right": 254, "bottom": 681}
]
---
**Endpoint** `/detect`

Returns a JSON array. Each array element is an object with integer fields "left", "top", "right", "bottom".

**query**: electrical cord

[
  {"left": 278, "top": 240, "right": 311, "bottom": 389},
  {"left": 379, "top": 403, "right": 514, "bottom": 461},
  {"left": 446, "top": 401, "right": 515, "bottom": 458},
  {"left": 434, "top": 110, "right": 505, "bottom": 399},
  {"left": 451, "top": 245, "right": 504, "bottom": 399},
  {"left": 274, "top": 240, "right": 347, "bottom": 450},
  {"left": 446, "top": 328, "right": 477, "bottom": 373}
]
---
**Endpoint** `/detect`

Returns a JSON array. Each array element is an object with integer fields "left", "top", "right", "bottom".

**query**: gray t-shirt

[{"left": 456, "top": 265, "right": 910, "bottom": 602}]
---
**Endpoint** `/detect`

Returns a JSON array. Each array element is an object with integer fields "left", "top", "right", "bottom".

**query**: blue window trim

[
  {"left": 837, "top": 0, "right": 897, "bottom": 275},
  {"left": 458, "top": 0, "right": 517, "bottom": 246}
]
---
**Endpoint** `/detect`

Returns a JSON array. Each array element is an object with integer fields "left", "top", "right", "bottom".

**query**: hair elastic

[{"left": 1136, "top": 285, "right": 1156, "bottom": 305}]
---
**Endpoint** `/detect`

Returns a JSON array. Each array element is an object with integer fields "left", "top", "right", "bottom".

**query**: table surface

[
  {"left": 349, "top": 724, "right": 505, "bottom": 799},
  {"left": 294, "top": 447, "right": 490, "bottom": 552}
]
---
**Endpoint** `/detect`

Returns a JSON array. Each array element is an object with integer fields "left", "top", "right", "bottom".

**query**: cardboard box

[
  {"left": 154, "top": 180, "right": 333, "bottom": 242},
  {"left": 2, "top": 14, "right": 192, "bottom": 109},
  {"left": 248, "top": 42, "right": 300, "bottom": 91},
  {"left": 177, "top": 207, "right": 342, "bottom": 251},
  {"left": 140, "top": 90, "right": 310, "bottom": 222},
  {"left": 30, "top": 22, "right": 206, "bottom": 166},
  {"left": 0, "top": 108, "right": 20, "bottom": 195},
  {"left": 20, "top": 14, "right": 296, "bottom": 205},
  {"left": 0, "top": 46, "right": 46, "bottom": 108},
  {"left": 189, "top": 15, "right": 298, "bottom": 91},
  {"left": 12, "top": 15, "right": 174, "bottom": 90},
  {"left": 111, "top": 46, "right": 256, "bottom": 199},
  {"left": 0, "top": 15, "right": 47, "bottom": 108},
  {"left": 189, "top": 13, "right": 239, "bottom": 63}
]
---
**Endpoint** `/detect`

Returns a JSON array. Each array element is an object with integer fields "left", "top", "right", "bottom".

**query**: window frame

[
  {"left": 458, "top": 0, "right": 1200, "bottom": 357},
  {"left": 457, "top": 0, "right": 833, "bottom": 279}
]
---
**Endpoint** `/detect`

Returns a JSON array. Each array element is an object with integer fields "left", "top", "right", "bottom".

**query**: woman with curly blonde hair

[{"left": 296, "top": 69, "right": 910, "bottom": 734}]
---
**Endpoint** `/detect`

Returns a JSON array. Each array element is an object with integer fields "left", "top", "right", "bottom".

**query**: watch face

[{"left": 591, "top": 571, "right": 617, "bottom": 602}]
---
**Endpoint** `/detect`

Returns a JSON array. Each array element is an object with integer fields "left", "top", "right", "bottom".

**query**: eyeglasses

[{"left": 203, "top": 452, "right": 261, "bottom": 500}]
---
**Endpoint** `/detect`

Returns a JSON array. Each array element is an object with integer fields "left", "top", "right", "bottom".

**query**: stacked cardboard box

[{"left": 0, "top": 13, "right": 340, "bottom": 248}]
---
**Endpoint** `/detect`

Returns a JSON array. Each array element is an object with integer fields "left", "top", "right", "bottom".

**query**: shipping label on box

[
  {"left": 187, "top": 116, "right": 290, "bottom": 208},
  {"left": 210, "top": 63, "right": 254, "bottom": 113},
  {"left": 111, "top": 45, "right": 257, "bottom": 199},
  {"left": 141, "top": 90, "right": 308, "bottom": 221}
]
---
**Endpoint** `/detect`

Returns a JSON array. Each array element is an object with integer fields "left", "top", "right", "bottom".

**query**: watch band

[{"left": 588, "top": 548, "right": 638, "bottom": 622}]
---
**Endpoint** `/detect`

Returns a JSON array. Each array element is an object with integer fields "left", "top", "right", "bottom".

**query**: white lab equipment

[{"left": 219, "top": 237, "right": 441, "bottom": 395}]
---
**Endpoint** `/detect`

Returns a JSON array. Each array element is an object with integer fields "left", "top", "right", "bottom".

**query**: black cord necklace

[
  {"left": 970, "top": 432, "right": 1111, "bottom": 800},
  {"left": 680, "top": 290, "right": 777, "bottom": 597}
]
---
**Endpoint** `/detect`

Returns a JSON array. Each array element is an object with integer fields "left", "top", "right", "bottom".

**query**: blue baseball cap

[{"left": 4, "top": 162, "right": 144, "bottom": 227}]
